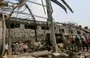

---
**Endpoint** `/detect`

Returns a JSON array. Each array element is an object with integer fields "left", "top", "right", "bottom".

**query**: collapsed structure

[
  {"left": 0, "top": 14, "right": 90, "bottom": 44},
  {"left": 0, "top": 13, "right": 90, "bottom": 58},
  {"left": 0, "top": 0, "right": 90, "bottom": 58}
]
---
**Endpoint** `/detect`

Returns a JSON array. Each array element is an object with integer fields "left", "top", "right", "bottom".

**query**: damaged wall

[{"left": 0, "top": 17, "right": 87, "bottom": 43}]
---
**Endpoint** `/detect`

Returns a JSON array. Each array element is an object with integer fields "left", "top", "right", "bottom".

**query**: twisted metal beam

[
  {"left": 51, "top": 0, "right": 74, "bottom": 13},
  {"left": 61, "top": 0, "right": 74, "bottom": 13}
]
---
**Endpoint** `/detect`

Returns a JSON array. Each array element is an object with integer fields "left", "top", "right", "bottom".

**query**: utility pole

[
  {"left": 46, "top": 0, "right": 58, "bottom": 52},
  {"left": 2, "top": 12, "right": 6, "bottom": 56}
]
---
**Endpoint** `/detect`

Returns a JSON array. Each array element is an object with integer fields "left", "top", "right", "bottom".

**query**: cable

[
  {"left": 25, "top": 4, "right": 38, "bottom": 41},
  {"left": 41, "top": 0, "right": 46, "bottom": 14},
  {"left": 1, "top": 8, "right": 47, "bottom": 19},
  {"left": 28, "top": 0, "right": 46, "bottom": 7}
]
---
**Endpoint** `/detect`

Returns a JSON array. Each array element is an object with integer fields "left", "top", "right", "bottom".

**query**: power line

[
  {"left": 28, "top": 0, "right": 46, "bottom": 7},
  {"left": 0, "top": 8, "right": 47, "bottom": 19}
]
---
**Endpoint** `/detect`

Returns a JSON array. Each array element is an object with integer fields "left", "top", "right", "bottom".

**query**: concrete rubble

[{"left": 8, "top": 50, "right": 90, "bottom": 58}]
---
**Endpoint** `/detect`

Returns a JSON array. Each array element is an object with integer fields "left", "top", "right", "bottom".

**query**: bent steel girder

[
  {"left": 7, "top": 0, "right": 38, "bottom": 41},
  {"left": 61, "top": 0, "right": 73, "bottom": 13},
  {"left": 51, "top": 0, "right": 67, "bottom": 13},
  {"left": 51, "top": 0, "right": 73, "bottom": 13}
]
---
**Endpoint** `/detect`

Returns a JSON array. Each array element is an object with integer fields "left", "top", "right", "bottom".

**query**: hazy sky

[
  {"left": 8, "top": 0, "right": 90, "bottom": 28},
  {"left": 52, "top": 0, "right": 90, "bottom": 28}
]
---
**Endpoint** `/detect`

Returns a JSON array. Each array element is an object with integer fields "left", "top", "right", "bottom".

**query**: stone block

[{"left": 52, "top": 53, "right": 69, "bottom": 58}]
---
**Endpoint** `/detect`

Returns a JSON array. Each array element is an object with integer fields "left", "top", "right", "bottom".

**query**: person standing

[
  {"left": 81, "top": 33, "right": 88, "bottom": 51},
  {"left": 88, "top": 35, "right": 90, "bottom": 47},
  {"left": 75, "top": 35, "right": 82, "bottom": 51}
]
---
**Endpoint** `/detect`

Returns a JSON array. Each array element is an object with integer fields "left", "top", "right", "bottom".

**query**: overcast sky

[{"left": 9, "top": 0, "right": 90, "bottom": 28}]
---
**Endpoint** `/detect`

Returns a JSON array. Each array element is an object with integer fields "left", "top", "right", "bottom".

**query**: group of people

[
  {"left": 65, "top": 33, "right": 90, "bottom": 51},
  {"left": 3, "top": 33, "right": 90, "bottom": 55}
]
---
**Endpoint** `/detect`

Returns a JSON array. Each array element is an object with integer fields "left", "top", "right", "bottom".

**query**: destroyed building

[{"left": 0, "top": 14, "right": 89, "bottom": 43}]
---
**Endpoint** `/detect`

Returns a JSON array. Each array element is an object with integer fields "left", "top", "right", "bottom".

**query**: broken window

[
  {"left": 6, "top": 22, "right": 20, "bottom": 28},
  {"left": 55, "top": 33, "right": 63, "bottom": 43},
  {"left": 25, "top": 24, "right": 37, "bottom": 29},
  {"left": 77, "top": 30, "right": 81, "bottom": 34},
  {"left": 61, "top": 29, "right": 64, "bottom": 33},
  {"left": 10, "top": 23, "right": 14, "bottom": 28},
  {"left": 41, "top": 26, "right": 49, "bottom": 30},
  {"left": 14, "top": 23, "right": 20, "bottom": 28}
]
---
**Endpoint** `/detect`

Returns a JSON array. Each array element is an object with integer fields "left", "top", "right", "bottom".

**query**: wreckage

[
  {"left": 0, "top": 0, "right": 90, "bottom": 58},
  {"left": 0, "top": 14, "right": 90, "bottom": 52}
]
